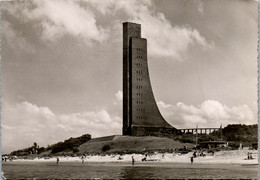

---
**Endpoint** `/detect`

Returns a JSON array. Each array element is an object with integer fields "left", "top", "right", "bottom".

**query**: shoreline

[{"left": 5, "top": 149, "right": 258, "bottom": 165}]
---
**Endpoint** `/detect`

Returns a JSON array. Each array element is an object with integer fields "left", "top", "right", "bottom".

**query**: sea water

[{"left": 2, "top": 161, "right": 258, "bottom": 179}]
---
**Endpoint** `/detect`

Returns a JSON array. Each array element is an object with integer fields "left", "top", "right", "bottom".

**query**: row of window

[
  {"left": 137, "top": 48, "right": 142, "bottom": 51},
  {"left": 136, "top": 78, "right": 143, "bottom": 81},
  {"left": 136, "top": 93, "right": 143, "bottom": 96},
  {"left": 137, "top": 100, "right": 143, "bottom": 104},
  {"left": 137, "top": 108, "right": 145, "bottom": 112},
  {"left": 137, "top": 56, "right": 143, "bottom": 59},
  {"left": 136, "top": 63, "right": 143, "bottom": 67},
  {"left": 136, "top": 70, "right": 143, "bottom": 74},
  {"left": 137, "top": 116, "right": 148, "bottom": 120},
  {"left": 136, "top": 85, "right": 143, "bottom": 89}
]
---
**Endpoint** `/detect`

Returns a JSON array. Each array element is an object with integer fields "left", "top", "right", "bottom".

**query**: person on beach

[
  {"left": 56, "top": 157, "right": 59, "bottom": 166},
  {"left": 81, "top": 156, "right": 85, "bottom": 164},
  {"left": 190, "top": 157, "right": 193, "bottom": 164},
  {"left": 132, "top": 156, "right": 135, "bottom": 166},
  {"left": 142, "top": 154, "right": 147, "bottom": 161},
  {"left": 193, "top": 151, "right": 197, "bottom": 158}
]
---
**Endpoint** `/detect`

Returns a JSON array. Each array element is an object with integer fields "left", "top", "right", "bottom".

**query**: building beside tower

[{"left": 123, "top": 22, "right": 178, "bottom": 137}]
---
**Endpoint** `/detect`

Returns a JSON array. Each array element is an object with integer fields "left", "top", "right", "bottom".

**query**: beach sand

[{"left": 13, "top": 149, "right": 258, "bottom": 165}]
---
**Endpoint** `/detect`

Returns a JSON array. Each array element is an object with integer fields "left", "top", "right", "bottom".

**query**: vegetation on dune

[
  {"left": 9, "top": 124, "right": 257, "bottom": 156},
  {"left": 10, "top": 134, "right": 91, "bottom": 156},
  {"left": 50, "top": 134, "right": 91, "bottom": 153},
  {"left": 176, "top": 124, "right": 258, "bottom": 148},
  {"left": 10, "top": 142, "right": 46, "bottom": 156},
  {"left": 223, "top": 124, "right": 257, "bottom": 142}
]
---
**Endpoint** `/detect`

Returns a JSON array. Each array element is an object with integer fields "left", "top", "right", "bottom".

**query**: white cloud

[
  {"left": 195, "top": 0, "right": 204, "bottom": 14},
  {"left": 85, "top": 0, "right": 212, "bottom": 60},
  {"left": 32, "top": 0, "right": 109, "bottom": 44},
  {"left": 158, "top": 100, "right": 255, "bottom": 129},
  {"left": 2, "top": 0, "right": 212, "bottom": 60},
  {"left": 3, "top": 0, "right": 109, "bottom": 45},
  {"left": 2, "top": 98, "right": 256, "bottom": 153},
  {"left": 115, "top": 90, "right": 123, "bottom": 102},
  {"left": 116, "top": 0, "right": 210, "bottom": 60},
  {"left": 2, "top": 101, "right": 121, "bottom": 154}
]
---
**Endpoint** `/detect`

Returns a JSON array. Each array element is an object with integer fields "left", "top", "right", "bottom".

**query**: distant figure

[
  {"left": 118, "top": 155, "right": 123, "bottom": 160},
  {"left": 190, "top": 157, "right": 194, "bottom": 164},
  {"left": 56, "top": 157, "right": 59, "bottom": 166},
  {"left": 247, "top": 152, "right": 253, "bottom": 160},
  {"left": 81, "top": 156, "right": 84, "bottom": 164},
  {"left": 193, "top": 151, "right": 197, "bottom": 158},
  {"left": 132, "top": 156, "right": 135, "bottom": 166},
  {"left": 200, "top": 152, "right": 205, "bottom": 157},
  {"left": 142, "top": 154, "right": 147, "bottom": 161}
]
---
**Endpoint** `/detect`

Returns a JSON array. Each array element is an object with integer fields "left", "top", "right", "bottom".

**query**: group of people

[
  {"left": 2, "top": 156, "right": 13, "bottom": 162},
  {"left": 55, "top": 150, "right": 210, "bottom": 167},
  {"left": 56, "top": 155, "right": 87, "bottom": 166},
  {"left": 247, "top": 152, "right": 253, "bottom": 160}
]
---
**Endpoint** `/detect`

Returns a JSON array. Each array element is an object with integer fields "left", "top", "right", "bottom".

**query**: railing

[{"left": 179, "top": 128, "right": 221, "bottom": 134}]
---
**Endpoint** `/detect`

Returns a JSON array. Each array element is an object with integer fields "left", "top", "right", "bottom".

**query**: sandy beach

[{"left": 12, "top": 149, "right": 258, "bottom": 165}]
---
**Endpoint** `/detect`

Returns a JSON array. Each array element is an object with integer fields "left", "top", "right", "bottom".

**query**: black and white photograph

[{"left": 1, "top": 0, "right": 258, "bottom": 179}]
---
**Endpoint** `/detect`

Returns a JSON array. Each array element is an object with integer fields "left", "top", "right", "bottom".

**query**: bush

[
  {"left": 73, "top": 147, "right": 79, "bottom": 153},
  {"left": 102, "top": 145, "right": 111, "bottom": 152},
  {"left": 51, "top": 142, "right": 66, "bottom": 153},
  {"left": 77, "top": 134, "right": 91, "bottom": 143},
  {"left": 50, "top": 134, "right": 92, "bottom": 154},
  {"left": 37, "top": 147, "right": 46, "bottom": 154},
  {"left": 228, "top": 142, "right": 240, "bottom": 150}
]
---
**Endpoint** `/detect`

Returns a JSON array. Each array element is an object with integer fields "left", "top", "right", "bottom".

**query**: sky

[{"left": 1, "top": 0, "right": 258, "bottom": 154}]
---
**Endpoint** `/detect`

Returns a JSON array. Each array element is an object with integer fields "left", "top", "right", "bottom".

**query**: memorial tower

[{"left": 123, "top": 22, "right": 177, "bottom": 136}]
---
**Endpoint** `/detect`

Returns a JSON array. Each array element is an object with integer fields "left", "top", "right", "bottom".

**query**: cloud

[
  {"left": 86, "top": 0, "right": 212, "bottom": 60},
  {"left": 115, "top": 90, "right": 123, "bottom": 102},
  {"left": 158, "top": 100, "right": 255, "bottom": 129},
  {"left": 2, "top": 0, "right": 211, "bottom": 60},
  {"left": 2, "top": 101, "right": 121, "bottom": 153},
  {"left": 2, "top": 20, "right": 35, "bottom": 53},
  {"left": 195, "top": 0, "right": 204, "bottom": 14},
  {"left": 33, "top": 0, "right": 109, "bottom": 44},
  {"left": 115, "top": 0, "right": 211, "bottom": 60},
  {"left": 2, "top": 0, "right": 109, "bottom": 45}
]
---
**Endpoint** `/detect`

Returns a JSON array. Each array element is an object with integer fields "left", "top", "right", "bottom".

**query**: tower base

[{"left": 131, "top": 125, "right": 181, "bottom": 137}]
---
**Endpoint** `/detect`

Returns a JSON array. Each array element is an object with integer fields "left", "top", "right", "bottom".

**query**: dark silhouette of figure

[
  {"left": 132, "top": 156, "right": 135, "bottom": 166},
  {"left": 56, "top": 157, "right": 59, "bottom": 166},
  {"left": 193, "top": 151, "right": 197, "bottom": 158},
  {"left": 190, "top": 157, "right": 194, "bottom": 164},
  {"left": 142, "top": 154, "right": 147, "bottom": 161}
]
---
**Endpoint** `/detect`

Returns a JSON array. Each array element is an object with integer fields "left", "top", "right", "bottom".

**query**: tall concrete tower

[{"left": 123, "top": 22, "right": 177, "bottom": 136}]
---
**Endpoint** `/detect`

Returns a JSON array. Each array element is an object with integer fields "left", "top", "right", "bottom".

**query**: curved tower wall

[{"left": 123, "top": 22, "right": 177, "bottom": 136}]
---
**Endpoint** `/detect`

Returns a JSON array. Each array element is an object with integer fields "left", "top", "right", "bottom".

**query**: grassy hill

[{"left": 78, "top": 135, "right": 193, "bottom": 154}]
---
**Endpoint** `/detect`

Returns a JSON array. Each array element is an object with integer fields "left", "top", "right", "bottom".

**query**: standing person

[
  {"left": 132, "top": 156, "right": 135, "bottom": 166},
  {"left": 56, "top": 157, "right": 59, "bottom": 166},
  {"left": 190, "top": 157, "right": 193, "bottom": 164},
  {"left": 81, "top": 156, "right": 85, "bottom": 164},
  {"left": 193, "top": 151, "right": 197, "bottom": 158}
]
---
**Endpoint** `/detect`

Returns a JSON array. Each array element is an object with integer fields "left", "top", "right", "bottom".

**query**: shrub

[
  {"left": 228, "top": 142, "right": 240, "bottom": 150},
  {"left": 51, "top": 142, "right": 66, "bottom": 153},
  {"left": 102, "top": 145, "right": 111, "bottom": 152},
  {"left": 73, "top": 147, "right": 79, "bottom": 153}
]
